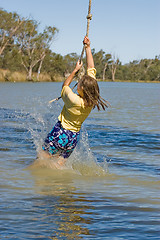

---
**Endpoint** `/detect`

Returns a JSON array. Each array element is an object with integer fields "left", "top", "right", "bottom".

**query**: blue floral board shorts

[{"left": 42, "top": 121, "right": 80, "bottom": 159}]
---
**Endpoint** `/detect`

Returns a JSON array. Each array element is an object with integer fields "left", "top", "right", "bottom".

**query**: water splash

[
  {"left": 67, "top": 128, "right": 109, "bottom": 176},
  {"left": 25, "top": 99, "right": 109, "bottom": 176}
]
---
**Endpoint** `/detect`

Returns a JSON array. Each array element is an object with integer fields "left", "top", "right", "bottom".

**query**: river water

[{"left": 0, "top": 82, "right": 160, "bottom": 239}]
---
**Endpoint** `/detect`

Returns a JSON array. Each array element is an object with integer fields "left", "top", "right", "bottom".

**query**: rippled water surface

[{"left": 0, "top": 82, "right": 160, "bottom": 239}]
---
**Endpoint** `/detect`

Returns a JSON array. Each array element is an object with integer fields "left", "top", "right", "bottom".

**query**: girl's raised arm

[{"left": 83, "top": 36, "right": 94, "bottom": 69}]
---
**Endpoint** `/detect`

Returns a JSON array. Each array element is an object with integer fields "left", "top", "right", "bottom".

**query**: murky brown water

[{"left": 0, "top": 82, "right": 160, "bottom": 239}]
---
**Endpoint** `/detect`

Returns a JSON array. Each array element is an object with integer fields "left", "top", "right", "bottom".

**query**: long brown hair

[{"left": 80, "top": 75, "right": 110, "bottom": 110}]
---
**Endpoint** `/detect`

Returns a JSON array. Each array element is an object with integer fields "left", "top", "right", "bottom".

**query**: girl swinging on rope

[{"left": 40, "top": 36, "right": 109, "bottom": 168}]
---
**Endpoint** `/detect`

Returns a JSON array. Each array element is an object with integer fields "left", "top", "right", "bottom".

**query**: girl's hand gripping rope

[
  {"left": 83, "top": 36, "right": 91, "bottom": 48},
  {"left": 62, "top": 60, "right": 83, "bottom": 88},
  {"left": 49, "top": 60, "right": 83, "bottom": 104},
  {"left": 75, "top": 60, "right": 83, "bottom": 72}
]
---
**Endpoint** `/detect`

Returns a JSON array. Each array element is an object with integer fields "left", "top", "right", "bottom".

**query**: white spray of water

[{"left": 25, "top": 98, "right": 109, "bottom": 176}]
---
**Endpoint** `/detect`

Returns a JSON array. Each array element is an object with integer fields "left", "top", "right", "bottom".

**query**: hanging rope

[
  {"left": 80, "top": 0, "right": 92, "bottom": 62},
  {"left": 49, "top": 0, "right": 92, "bottom": 103}
]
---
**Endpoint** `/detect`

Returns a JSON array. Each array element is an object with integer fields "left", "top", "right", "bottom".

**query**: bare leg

[
  {"left": 57, "top": 157, "right": 67, "bottom": 165},
  {"left": 57, "top": 156, "right": 67, "bottom": 166},
  {"left": 53, "top": 156, "right": 67, "bottom": 169},
  {"left": 37, "top": 150, "right": 52, "bottom": 160},
  {"left": 38, "top": 151, "right": 66, "bottom": 165},
  {"left": 33, "top": 150, "right": 67, "bottom": 169}
]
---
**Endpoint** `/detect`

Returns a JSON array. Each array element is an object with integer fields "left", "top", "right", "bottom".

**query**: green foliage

[
  {"left": 41, "top": 52, "right": 65, "bottom": 75},
  {"left": 0, "top": 8, "right": 25, "bottom": 55},
  {"left": 0, "top": 8, "right": 159, "bottom": 82},
  {"left": 92, "top": 49, "right": 105, "bottom": 78},
  {"left": 63, "top": 53, "right": 79, "bottom": 74},
  {"left": 117, "top": 57, "right": 160, "bottom": 81}
]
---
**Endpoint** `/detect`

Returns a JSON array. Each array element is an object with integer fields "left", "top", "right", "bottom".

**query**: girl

[{"left": 41, "top": 36, "right": 109, "bottom": 168}]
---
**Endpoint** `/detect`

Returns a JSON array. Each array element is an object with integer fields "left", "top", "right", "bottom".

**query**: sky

[{"left": 0, "top": 0, "right": 160, "bottom": 64}]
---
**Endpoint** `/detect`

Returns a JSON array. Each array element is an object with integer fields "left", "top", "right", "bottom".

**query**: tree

[
  {"left": 0, "top": 8, "right": 25, "bottom": 55},
  {"left": 63, "top": 53, "right": 79, "bottom": 76},
  {"left": 147, "top": 56, "right": 160, "bottom": 81},
  {"left": 36, "top": 26, "right": 59, "bottom": 80},
  {"left": 17, "top": 20, "right": 58, "bottom": 80},
  {"left": 92, "top": 49, "right": 105, "bottom": 79},
  {"left": 41, "top": 52, "right": 65, "bottom": 80},
  {"left": 92, "top": 50, "right": 112, "bottom": 80},
  {"left": 0, "top": 44, "right": 22, "bottom": 71},
  {"left": 110, "top": 56, "right": 120, "bottom": 81},
  {"left": 102, "top": 54, "right": 112, "bottom": 80},
  {"left": 154, "top": 55, "right": 160, "bottom": 81},
  {"left": 16, "top": 19, "right": 39, "bottom": 80}
]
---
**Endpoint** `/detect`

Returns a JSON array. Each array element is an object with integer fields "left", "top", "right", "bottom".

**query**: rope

[
  {"left": 49, "top": 0, "right": 92, "bottom": 103},
  {"left": 80, "top": 0, "right": 92, "bottom": 63}
]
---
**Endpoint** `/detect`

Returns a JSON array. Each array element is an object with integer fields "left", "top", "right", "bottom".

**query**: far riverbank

[{"left": 0, "top": 69, "right": 159, "bottom": 83}]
